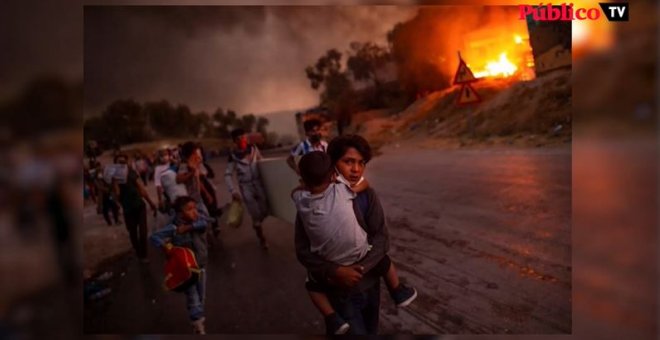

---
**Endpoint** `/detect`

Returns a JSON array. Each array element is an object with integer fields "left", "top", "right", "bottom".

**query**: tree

[
  {"left": 212, "top": 108, "right": 229, "bottom": 138},
  {"left": 212, "top": 108, "right": 247, "bottom": 137},
  {"left": 256, "top": 116, "right": 269, "bottom": 135},
  {"left": 226, "top": 110, "right": 238, "bottom": 124},
  {"left": 144, "top": 100, "right": 176, "bottom": 137},
  {"left": 172, "top": 104, "right": 194, "bottom": 136},
  {"left": 238, "top": 114, "right": 257, "bottom": 132},
  {"left": 101, "top": 99, "right": 149, "bottom": 144},
  {"left": 305, "top": 49, "right": 356, "bottom": 134},
  {"left": 84, "top": 116, "right": 110, "bottom": 147},
  {"left": 194, "top": 111, "right": 212, "bottom": 138},
  {"left": 305, "top": 49, "right": 343, "bottom": 90},
  {"left": 305, "top": 49, "right": 353, "bottom": 109},
  {"left": 347, "top": 42, "right": 391, "bottom": 107},
  {"left": 86, "top": 98, "right": 237, "bottom": 147}
]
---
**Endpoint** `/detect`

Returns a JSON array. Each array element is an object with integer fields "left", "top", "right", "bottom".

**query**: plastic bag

[{"left": 226, "top": 200, "right": 244, "bottom": 228}]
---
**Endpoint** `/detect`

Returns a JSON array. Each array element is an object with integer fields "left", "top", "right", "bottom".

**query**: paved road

[
  {"left": 369, "top": 144, "right": 571, "bottom": 334},
  {"left": 84, "top": 144, "right": 571, "bottom": 334}
]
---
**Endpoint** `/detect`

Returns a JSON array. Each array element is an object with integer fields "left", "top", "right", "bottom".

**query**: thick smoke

[{"left": 84, "top": 6, "right": 417, "bottom": 118}]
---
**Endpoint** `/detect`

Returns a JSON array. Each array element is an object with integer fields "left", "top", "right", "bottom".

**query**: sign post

[{"left": 453, "top": 52, "right": 481, "bottom": 137}]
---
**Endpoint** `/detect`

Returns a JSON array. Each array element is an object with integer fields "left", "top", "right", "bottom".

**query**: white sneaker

[{"left": 191, "top": 317, "right": 206, "bottom": 334}]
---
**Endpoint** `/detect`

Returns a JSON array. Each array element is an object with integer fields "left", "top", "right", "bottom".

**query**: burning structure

[
  {"left": 461, "top": 25, "right": 536, "bottom": 81},
  {"left": 389, "top": 6, "right": 572, "bottom": 98},
  {"left": 460, "top": 7, "right": 571, "bottom": 81}
]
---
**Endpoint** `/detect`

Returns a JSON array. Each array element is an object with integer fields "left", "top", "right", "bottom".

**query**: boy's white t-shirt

[{"left": 293, "top": 182, "right": 370, "bottom": 266}]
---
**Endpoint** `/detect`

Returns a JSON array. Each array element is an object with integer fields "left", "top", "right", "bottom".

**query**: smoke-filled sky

[{"left": 84, "top": 6, "right": 417, "bottom": 119}]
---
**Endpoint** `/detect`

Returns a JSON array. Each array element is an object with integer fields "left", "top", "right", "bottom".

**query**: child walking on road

[{"left": 150, "top": 196, "right": 211, "bottom": 334}]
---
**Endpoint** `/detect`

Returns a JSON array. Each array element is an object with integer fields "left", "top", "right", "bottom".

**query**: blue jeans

[
  {"left": 184, "top": 268, "right": 206, "bottom": 321},
  {"left": 326, "top": 281, "right": 381, "bottom": 335}
]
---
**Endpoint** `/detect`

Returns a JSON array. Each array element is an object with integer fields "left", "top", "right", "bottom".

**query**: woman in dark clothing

[{"left": 112, "top": 153, "right": 158, "bottom": 262}]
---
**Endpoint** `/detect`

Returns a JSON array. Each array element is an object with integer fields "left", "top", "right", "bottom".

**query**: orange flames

[
  {"left": 473, "top": 52, "right": 518, "bottom": 78},
  {"left": 461, "top": 24, "right": 536, "bottom": 81}
]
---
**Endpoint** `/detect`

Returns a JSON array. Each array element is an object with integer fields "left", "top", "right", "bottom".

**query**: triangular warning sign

[
  {"left": 453, "top": 58, "right": 477, "bottom": 85},
  {"left": 456, "top": 83, "right": 481, "bottom": 105}
]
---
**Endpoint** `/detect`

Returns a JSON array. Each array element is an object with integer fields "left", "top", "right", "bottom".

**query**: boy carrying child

[{"left": 291, "top": 151, "right": 417, "bottom": 334}]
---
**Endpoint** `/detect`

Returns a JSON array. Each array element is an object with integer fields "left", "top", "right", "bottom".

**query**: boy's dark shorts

[{"left": 305, "top": 255, "right": 391, "bottom": 293}]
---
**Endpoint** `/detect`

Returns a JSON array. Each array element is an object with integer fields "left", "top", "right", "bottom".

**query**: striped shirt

[{"left": 290, "top": 139, "right": 328, "bottom": 156}]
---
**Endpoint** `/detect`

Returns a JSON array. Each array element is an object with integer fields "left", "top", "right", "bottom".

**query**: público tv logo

[{"left": 519, "top": 3, "right": 629, "bottom": 21}]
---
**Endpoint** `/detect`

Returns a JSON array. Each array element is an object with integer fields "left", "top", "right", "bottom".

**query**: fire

[
  {"left": 462, "top": 30, "right": 535, "bottom": 81},
  {"left": 514, "top": 35, "right": 523, "bottom": 44},
  {"left": 448, "top": 8, "right": 537, "bottom": 82},
  {"left": 473, "top": 52, "right": 518, "bottom": 78}
]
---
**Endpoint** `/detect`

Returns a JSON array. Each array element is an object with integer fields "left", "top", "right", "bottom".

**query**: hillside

[{"left": 350, "top": 69, "right": 571, "bottom": 149}]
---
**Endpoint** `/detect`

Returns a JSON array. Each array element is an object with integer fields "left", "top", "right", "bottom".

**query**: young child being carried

[{"left": 291, "top": 151, "right": 417, "bottom": 335}]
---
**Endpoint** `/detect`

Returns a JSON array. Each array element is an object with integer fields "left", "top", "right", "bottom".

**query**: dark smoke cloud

[
  {"left": 83, "top": 6, "right": 417, "bottom": 121},
  {"left": 88, "top": 6, "right": 269, "bottom": 38}
]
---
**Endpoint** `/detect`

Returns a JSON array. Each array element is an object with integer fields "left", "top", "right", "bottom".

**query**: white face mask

[
  {"left": 335, "top": 169, "right": 350, "bottom": 185},
  {"left": 335, "top": 167, "right": 364, "bottom": 186}
]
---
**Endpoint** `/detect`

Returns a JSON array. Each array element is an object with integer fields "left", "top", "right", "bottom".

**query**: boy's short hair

[
  {"left": 303, "top": 119, "right": 322, "bottom": 133},
  {"left": 327, "top": 134, "right": 372, "bottom": 164},
  {"left": 180, "top": 141, "right": 199, "bottom": 161},
  {"left": 299, "top": 151, "right": 333, "bottom": 187},
  {"left": 231, "top": 128, "right": 246, "bottom": 141},
  {"left": 173, "top": 196, "right": 196, "bottom": 213}
]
